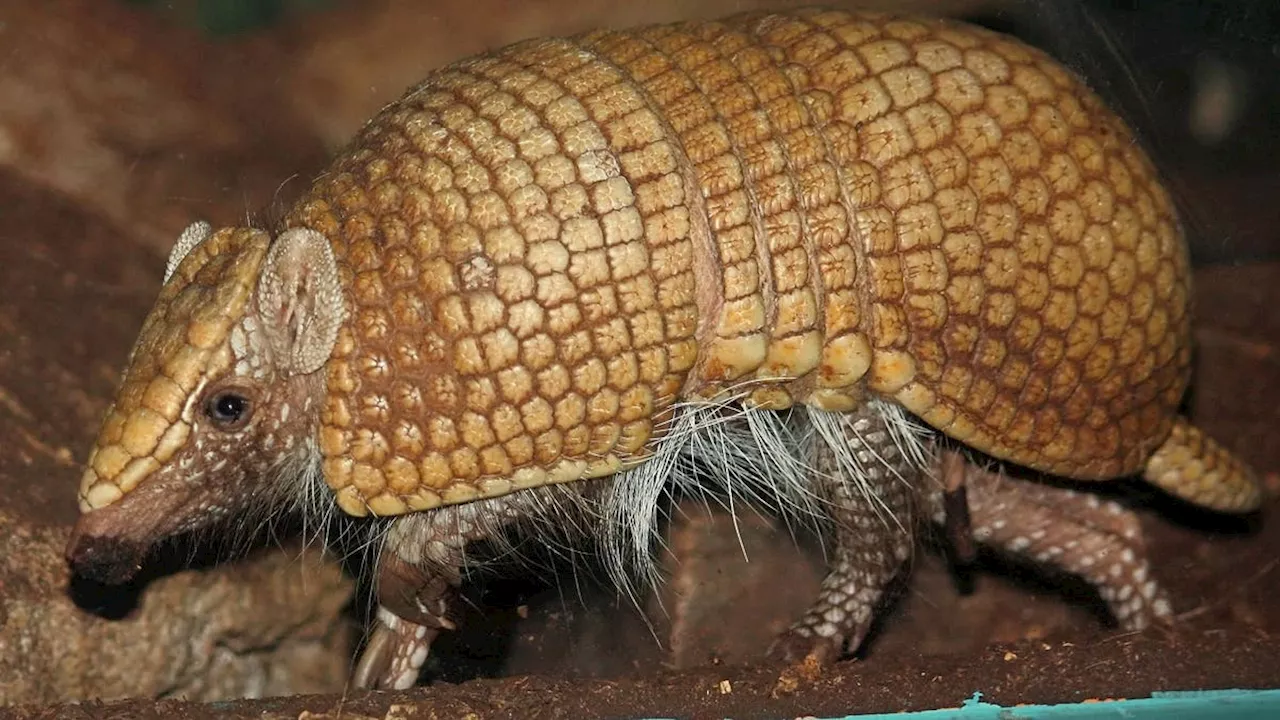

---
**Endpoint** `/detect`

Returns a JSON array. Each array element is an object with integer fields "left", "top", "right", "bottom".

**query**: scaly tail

[{"left": 1143, "top": 418, "right": 1261, "bottom": 513}]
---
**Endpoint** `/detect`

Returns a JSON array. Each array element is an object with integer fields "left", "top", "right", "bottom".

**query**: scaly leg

[
  {"left": 351, "top": 511, "right": 479, "bottom": 691},
  {"left": 351, "top": 486, "right": 596, "bottom": 690},
  {"left": 352, "top": 545, "right": 461, "bottom": 690},
  {"left": 771, "top": 405, "right": 932, "bottom": 664},
  {"left": 945, "top": 453, "right": 1172, "bottom": 630}
]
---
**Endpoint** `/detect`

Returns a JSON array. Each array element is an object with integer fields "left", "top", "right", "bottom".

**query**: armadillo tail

[{"left": 1142, "top": 417, "right": 1262, "bottom": 513}]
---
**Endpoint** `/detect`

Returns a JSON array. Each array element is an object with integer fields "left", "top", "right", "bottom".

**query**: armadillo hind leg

[
  {"left": 957, "top": 460, "right": 1173, "bottom": 631},
  {"left": 770, "top": 405, "right": 933, "bottom": 664},
  {"left": 1143, "top": 417, "right": 1262, "bottom": 513}
]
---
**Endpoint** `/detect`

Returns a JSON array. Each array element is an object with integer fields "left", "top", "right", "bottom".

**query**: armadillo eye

[{"left": 206, "top": 391, "right": 252, "bottom": 430}]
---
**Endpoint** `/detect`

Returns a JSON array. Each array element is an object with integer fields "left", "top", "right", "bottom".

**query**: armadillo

[{"left": 65, "top": 7, "right": 1261, "bottom": 690}]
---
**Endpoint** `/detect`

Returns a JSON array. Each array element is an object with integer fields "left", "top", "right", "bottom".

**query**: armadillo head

[{"left": 66, "top": 222, "right": 345, "bottom": 584}]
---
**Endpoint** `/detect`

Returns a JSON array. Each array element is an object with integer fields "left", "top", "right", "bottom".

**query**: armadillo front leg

[
  {"left": 771, "top": 405, "right": 932, "bottom": 664},
  {"left": 353, "top": 486, "right": 599, "bottom": 689},
  {"left": 353, "top": 516, "right": 471, "bottom": 691},
  {"left": 353, "top": 491, "right": 559, "bottom": 690},
  {"left": 354, "top": 545, "right": 460, "bottom": 690}
]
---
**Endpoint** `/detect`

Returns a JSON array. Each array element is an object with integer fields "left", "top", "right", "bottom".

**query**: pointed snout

[
  {"left": 64, "top": 471, "right": 198, "bottom": 585},
  {"left": 65, "top": 506, "right": 148, "bottom": 584}
]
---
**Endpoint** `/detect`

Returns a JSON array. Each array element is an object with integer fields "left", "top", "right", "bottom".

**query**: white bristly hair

[
  {"left": 186, "top": 432, "right": 341, "bottom": 572},
  {"left": 595, "top": 395, "right": 938, "bottom": 603}
]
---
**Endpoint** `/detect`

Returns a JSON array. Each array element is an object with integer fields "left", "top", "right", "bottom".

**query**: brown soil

[{"left": 5, "top": 633, "right": 1279, "bottom": 719}]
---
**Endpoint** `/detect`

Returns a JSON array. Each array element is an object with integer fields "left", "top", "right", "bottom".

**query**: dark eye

[{"left": 205, "top": 390, "right": 252, "bottom": 430}]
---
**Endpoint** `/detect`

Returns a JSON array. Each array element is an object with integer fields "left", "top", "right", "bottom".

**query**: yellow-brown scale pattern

[
  {"left": 717, "top": 10, "right": 1190, "bottom": 480},
  {"left": 583, "top": 18, "right": 864, "bottom": 410},
  {"left": 1144, "top": 418, "right": 1260, "bottom": 512},
  {"left": 284, "top": 9, "right": 1193, "bottom": 515},
  {"left": 79, "top": 229, "right": 270, "bottom": 511},
  {"left": 287, "top": 34, "right": 706, "bottom": 516}
]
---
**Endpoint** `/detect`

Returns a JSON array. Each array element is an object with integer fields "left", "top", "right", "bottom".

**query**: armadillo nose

[{"left": 65, "top": 515, "right": 145, "bottom": 585}]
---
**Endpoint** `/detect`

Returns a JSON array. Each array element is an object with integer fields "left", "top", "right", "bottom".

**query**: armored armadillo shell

[{"left": 284, "top": 8, "right": 1191, "bottom": 516}]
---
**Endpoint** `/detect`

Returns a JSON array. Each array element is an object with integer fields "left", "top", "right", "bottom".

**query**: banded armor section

[
  {"left": 730, "top": 9, "right": 1192, "bottom": 480},
  {"left": 583, "top": 24, "right": 773, "bottom": 401},
  {"left": 582, "top": 19, "right": 876, "bottom": 411}
]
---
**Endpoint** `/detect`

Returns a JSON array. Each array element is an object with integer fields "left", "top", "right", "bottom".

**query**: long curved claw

[
  {"left": 352, "top": 608, "right": 438, "bottom": 691},
  {"left": 939, "top": 449, "right": 977, "bottom": 564},
  {"left": 352, "top": 620, "right": 396, "bottom": 690}
]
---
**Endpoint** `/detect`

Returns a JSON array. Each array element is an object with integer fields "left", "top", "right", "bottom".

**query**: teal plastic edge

[{"left": 642, "top": 688, "right": 1280, "bottom": 720}]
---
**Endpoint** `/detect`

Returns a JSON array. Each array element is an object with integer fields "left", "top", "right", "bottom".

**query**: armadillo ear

[
  {"left": 257, "top": 227, "right": 346, "bottom": 376},
  {"left": 163, "top": 221, "right": 213, "bottom": 284}
]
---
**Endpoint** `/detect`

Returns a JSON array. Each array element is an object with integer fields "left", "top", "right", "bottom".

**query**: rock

[
  {"left": 651, "top": 506, "right": 822, "bottom": 668},
  {"left": 648, "top": 503, "right": 1101, "bottom": 668},
  {"left": 0, "top": 512, "right": 351, "bottom": 704},
  {"left": 0, "top": 168, "right": 354, "bottom": 705}
]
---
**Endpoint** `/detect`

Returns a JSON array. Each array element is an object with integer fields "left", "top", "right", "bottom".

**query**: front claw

[{"left": 353, "top": 607, "right": 443, "bottom": 690}]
